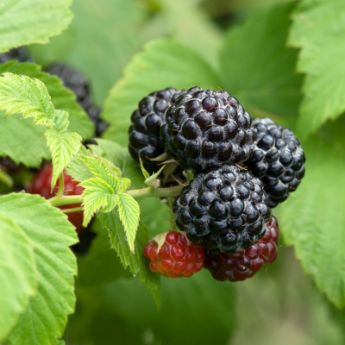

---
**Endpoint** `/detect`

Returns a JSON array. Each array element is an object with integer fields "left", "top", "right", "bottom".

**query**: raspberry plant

[{"left": 1, "top": 0, "right": 345, "bottom": 344}]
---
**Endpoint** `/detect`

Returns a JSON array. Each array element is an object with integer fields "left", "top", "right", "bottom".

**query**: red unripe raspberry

[
  {"left": 144, "top": 231, "right": 205, "bottom": 278},
  {"left": 30, "top": 164, "right": 84, "bottom": 232},
  {"left": 205, "top": 217, "right": 279, "bottom": 282}
]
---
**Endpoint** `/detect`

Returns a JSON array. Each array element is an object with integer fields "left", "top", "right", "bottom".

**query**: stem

[
  {"left": 56, "top": 174, "right": 65, "bottom": 197},
  {"left": 49, "top": 195, "right": 83, "bottom": 207},
  {"left": 48, "top": 184, "right": 184, "bottom": 207},
  {"left": 127, "top": 184, "right": 184, "bottom": 199},
  {"left": 62, "top": 206, "right": 84, "bottom": 214}
]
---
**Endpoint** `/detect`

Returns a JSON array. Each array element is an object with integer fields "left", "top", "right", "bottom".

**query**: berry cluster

[{"left": 132, "top": 87, "right": 305, "bottom": 281}]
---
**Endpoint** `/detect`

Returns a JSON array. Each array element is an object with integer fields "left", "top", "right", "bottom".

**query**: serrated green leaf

[
  {"left": 0, "top": 72, "right": 55, "bottom": 127},
  {"left": 289, "top": 0, "right": 345, "bottom": 136},
  {"left": 90, "top": 139, "right": 144, "bottom": 188},
  {"left": 102, "top": 39, "right": 221, "bottom": 145},
  {"left": 0, "top": 214, "right": 37, "bottom": 342},
  {"left": 45, "top": 129, "right": 82, "bottom": 188},
  {"left": 80, "top": 178, "right": 119, "bottom": 227},
  {"left": 0, "top": 115, "right": 49, "bottom": 167},
  {"left": 0, "top": 193, "right": 77, "bottom": 345},
  {"left": 0, "top": 0, "right": 72, "bottom": 53},
  {"left": 0, "top": 62, "right": 93, "bottom": 167},
  {"left": 117, "top": 193, "right": 140, "bottom": 253},
  {"left": 99, "top": 212, "right": 160, "bottom": 303},
  {"left": 220, "top": 3, "right": 302, "bottom": 121},
  {"left": 278, "top": 136, "right": 345, "bottom": 308},
  {"left": 81, "top": 154, "right": 122, "bottom": 186}
]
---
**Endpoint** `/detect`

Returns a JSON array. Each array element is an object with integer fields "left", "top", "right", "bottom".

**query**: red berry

[
  {"left": 205, "top": 217, "right": 279, "bottom": 282},
  {"left": 30, "top": 164, "right": 84, "bottom": 232},
  {"left": 144, "top": 231, "right": 205, "bottom": 278}
]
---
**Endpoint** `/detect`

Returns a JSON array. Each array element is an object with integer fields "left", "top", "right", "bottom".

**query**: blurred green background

[{"left": 27, "top": 0, "right": 345, "bottom": 344}]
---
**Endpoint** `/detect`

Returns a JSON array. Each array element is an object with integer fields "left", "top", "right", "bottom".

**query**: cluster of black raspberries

[{"left": 130, "top": 87, "right": 305, "bottom": 281}]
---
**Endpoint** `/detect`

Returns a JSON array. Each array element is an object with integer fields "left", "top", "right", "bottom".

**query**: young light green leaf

[
  {"left": 0, "top": 61, "right": 93, "bottom": 168},
  {"left": 278, "top": 136, "right": 345, "bottom": 308},
  {"left": 0, "top": 72, "right": 55, "bottom": 127},
  {"left": 117, "top": 193, "right": 140, "bottom": 253},
  {"left": 45, "top": 129, "right": 82, "bottom": 189},
  {"left": 289, "top": 0, "right": 345, "bottom": 137},
  {"left": 99, "top": 212, "right": 160, "bottom": 304},
  {"left": 102, "top": 39, "right": 221, "bottom": 145},
  {"left": 81, "top": 154, "right": 122, "bottom": 187},
  {"left": 80, "top": 178, "right": 119, "bottom": 227},
  {"left": 0, "top": 0, "right": 73, "bottom": 53},
  {"left": 0, "top": 214, "right": 37, "bottom": 342},
  {"left": 220, "top": 3, "right": 302, "bottom": 122},
  {"left": 0, "top": 193, "right": 77, "bottom": 345},
  {"left": 89, "top": 139, "right": 144, "bottom": 188}
]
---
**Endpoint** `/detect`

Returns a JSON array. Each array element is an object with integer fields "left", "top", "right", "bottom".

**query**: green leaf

[
  {"left": 0, "top": 0, "right": 73, "bottom": 53},
  {"left": 0, "top": 214, "right": 37, "bottom": 342},
  {"left": 89, "top": 139, "right": 144, "bottom": 187},
  {"left": 30, "top": 0, "right": 146, "bottom": 104},
  {"left": 0, "top": 193, "right": 77, "bottom": 345},
  {"left": 289, "top": 0, "right": 345, "bottom": 136},
  {"left": 65, "top": 271, "right": 235, "bottom": 345},
  {"left": 80, "top": 178, "right": 119, "bottom": 227},
  {"left": 99, "top": 212, "right": 160, "bottom": 303},
  {"left": 143, "top": 0, "right": 222, "bottom": 67},
  {"left": 0, "top": 61, "right": 93, "bottom": 167},
  {"left": 77, "top": 218, "right": 129, "bottom": 287},
  {"left": 0, "top": 116, "right": 49, "bottom": 167},
  {"left": 45, "top": 129, "right": 82, "bottom": 188},
  {"left": 0, "top": 72, "right": 55, "bottom": 127},
  {"left": 278, "top": 136, "right": 345, "bottom": 308},
  {"left": 117, "top": 193, "right": 140, "bottom": 253},
  {"left": 102, "top": 38, "right": 221, "bottom": 145},
  {"left": 220, "top": 3, "right": 302, "bottom": 121}
]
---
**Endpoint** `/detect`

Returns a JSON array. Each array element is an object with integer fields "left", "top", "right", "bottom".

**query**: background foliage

[{"left": 1, "top": 0, "right": 345, "bottom": 344}]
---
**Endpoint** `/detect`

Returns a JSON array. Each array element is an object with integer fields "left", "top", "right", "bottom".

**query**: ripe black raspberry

[
  {"left": 205, "top": 216, "right": 279, "bottom": 282},
  {"left": 144, "top": 230, "right": 205, "bottom": 278},
  {"left": 46, "top": 63, "right": 107, "bottom": 137},
  {"left": 161, "top": 87, "right": 253, "bottom": 172},
  {"left": 128, "top": 88, "right": 180, "bottom": 173},
  {"left": 247, "top": 118, "right": 305, "bottom": 207},
  {"left": 0, "top": 47, "right": 31, "bottom": 63},
  {"left": 174, "top": 165, "right": 270, "bottom": 254}
]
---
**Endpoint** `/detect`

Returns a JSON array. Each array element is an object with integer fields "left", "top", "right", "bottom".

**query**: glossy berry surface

[
  {"left": 162, "top": 87, "right": 253, "bottom": 172},
  {"left": 30, "top": 164, "right": 84, "bottom": 232},
  {"left": 144, "top": 231, "right": 205, "bottom": 278},
  {"left": 205, "top": 217, "right": 279, "bottom": 282},
  {"left": 175, "top": 165, "right": 270, "bottom": 254},
  {"left": 247, "top": 118, "right": 305, "bottom": 207},
  {"left": 46, "top": 63, "right": 107, "bottom": 137},
  {"left": 128, "top": 88, "right": 180, "bottom": 173}
]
